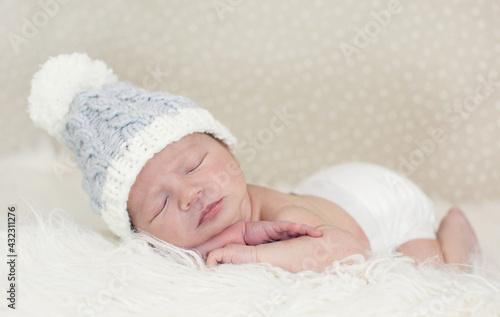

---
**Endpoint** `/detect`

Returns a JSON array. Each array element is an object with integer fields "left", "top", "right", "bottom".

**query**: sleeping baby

[{"left": 28, "top": 53, "right": 480, "bottom": 273}]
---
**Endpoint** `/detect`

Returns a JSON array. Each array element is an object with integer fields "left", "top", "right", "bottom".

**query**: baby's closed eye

[
  {"left": 186, "top": 153, "right": 207, "bottom": 174},
  {"left": 150, "top": 196, "right": 168, "bottom": 223}
]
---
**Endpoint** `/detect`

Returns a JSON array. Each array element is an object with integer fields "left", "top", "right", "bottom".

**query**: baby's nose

[{"left": 179, "top": 186, "right": 203, "bottom": 211}]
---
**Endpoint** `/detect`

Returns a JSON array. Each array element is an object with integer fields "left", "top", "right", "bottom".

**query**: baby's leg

[
  {"left": 435, "top": 206, "right": 481, "bottom": 267},
  {"left": 397, "top": 238, "right": 443, "bottom": 264},
  {"left": 397, "top": 207, "right": 480, "bottom": 270}
]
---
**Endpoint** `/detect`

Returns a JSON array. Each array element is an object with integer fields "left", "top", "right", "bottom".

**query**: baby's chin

[
  {"left": 176, "top": 200, "right": 245, "bottom": 248},
  {"left": 197, "top": 212, "right": 236, "bottom": 241}
]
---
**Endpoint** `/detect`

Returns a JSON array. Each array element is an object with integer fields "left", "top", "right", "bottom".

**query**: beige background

[{"left": 1, "top": 0, "right": 500, "bottom": 206}]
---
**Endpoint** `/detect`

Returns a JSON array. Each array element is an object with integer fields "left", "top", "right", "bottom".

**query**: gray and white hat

[{"left": 28, "top": 53, "right": 237, "bottom": 239}]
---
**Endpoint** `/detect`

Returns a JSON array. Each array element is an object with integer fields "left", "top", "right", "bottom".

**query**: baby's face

[{"left": 127, "top": 133, "right": 251, "bottom": 248}]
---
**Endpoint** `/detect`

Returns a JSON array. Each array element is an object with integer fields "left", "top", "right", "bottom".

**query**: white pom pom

[{"left": 28, "top": 53, "right": 118, "bottom": 142}]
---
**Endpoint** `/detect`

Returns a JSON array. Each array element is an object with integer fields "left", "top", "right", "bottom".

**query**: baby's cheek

[
  {"left": 225, "top": 159, "right": 242, "bottom": 177},
  {"left": 207, "top": 160, "right": 240, "bottom": 191},
  {"left": 224, "top": 160, "right": 246, "bottom": 188}
]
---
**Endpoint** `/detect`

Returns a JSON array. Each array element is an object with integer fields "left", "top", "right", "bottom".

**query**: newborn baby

[
  {"left": 28, "top": 53, "right": 480, "bottom": 273},
  {"left": 127, "top": 133, "right": 480, "bottom": 272}
]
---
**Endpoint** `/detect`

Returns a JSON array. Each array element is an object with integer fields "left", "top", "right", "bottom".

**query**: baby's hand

[
  {"left": 242, "top": 221, "right": 323, "bottom": 245},
  {"left": 205, "top": 244, "right": 258, "bottom": 267},
  {"left": 192, "top": 221, "right": 322, "bottom": 260},
  {"left": 203, "top": 222, "right": 323, "bottom": 267}
]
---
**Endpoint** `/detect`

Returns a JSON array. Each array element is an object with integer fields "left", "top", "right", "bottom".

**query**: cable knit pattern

[
  {"left": 101, "top": 107, "right": 236, "bottom": 238},
  {"left": 29, "top": 54, "right": 237, "bottom": 239},
  {"left": 63, "top": 81, "right": 237, "bottom": 235}
]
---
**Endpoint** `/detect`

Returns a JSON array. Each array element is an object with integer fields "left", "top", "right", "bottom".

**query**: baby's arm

[
  {"left": 193, "top": 221, "right": 322, "bottom": 259},
  {"left": 205, "top": 208, "right": 367, "bottom": 272},
  {"left": 243, "top": 221, "right": 323, "bottom": 244}
]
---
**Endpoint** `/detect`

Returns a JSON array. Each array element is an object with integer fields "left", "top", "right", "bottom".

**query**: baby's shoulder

[{"left": 247, "top": 184, "right": 326, "bottom": 226}]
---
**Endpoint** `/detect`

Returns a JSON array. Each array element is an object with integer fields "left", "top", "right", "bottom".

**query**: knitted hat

[{"left": 27, "top": 53, "right": 237, "bottom": 239}]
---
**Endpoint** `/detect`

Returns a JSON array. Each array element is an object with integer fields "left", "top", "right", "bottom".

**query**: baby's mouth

[{"left": 198, "top": 198, "right": 223, "bottom": 226}]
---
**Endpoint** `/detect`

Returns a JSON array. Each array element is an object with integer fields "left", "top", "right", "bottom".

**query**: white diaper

[{"left": 292, "top": 162, "right": 436, "bottom": 253}]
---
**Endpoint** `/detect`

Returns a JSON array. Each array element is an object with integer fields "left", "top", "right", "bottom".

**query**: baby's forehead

[
  {"left": 167, "top": 133, "right": 225, "bottom": 152},
  {"left": 173, "top": 132, "right": 213, "bottom": 146},
  {"left": 140, "top": 133, "right": 213, "bottom": 171},
  {"left": 128, "top": 134, "right": 218, "bottom": 210},
  {"left": 165, "top": 133, "right": 211, "bottom": 153}
]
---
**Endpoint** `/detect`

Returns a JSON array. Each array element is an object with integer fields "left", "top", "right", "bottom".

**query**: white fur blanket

[
  {"left": 1, "top": 149, "right": 500, "bottom": 316},
  {"left": 0, "top": 202, "right": 499, "bottom": 317}
]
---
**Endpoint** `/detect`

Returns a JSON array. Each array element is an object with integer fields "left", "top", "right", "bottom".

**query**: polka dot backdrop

[{"left": 1, "top": 0, "right": 499, "bottom": 202}]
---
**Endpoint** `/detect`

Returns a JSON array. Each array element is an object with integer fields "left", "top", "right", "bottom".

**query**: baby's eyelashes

[
  {"left": 150, "top": 197, "right": 168, "bottom": 223},
  {"left": 186, "top": 153, "right": 207, "bottom": 174}
]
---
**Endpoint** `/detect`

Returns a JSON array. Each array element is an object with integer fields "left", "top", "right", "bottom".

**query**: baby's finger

[
  {"left": 276, "top": 222, "right": 322, "bottom": 238},
  {"left": 299, "top": 225, "right": 323, "bottom": 238},
  {"left": 206, "top": 249, "right": 225, "bottom": 267},
  {"left": 270, "top": 222, "right": 322, "bottom": 239},
  {"left": 206, "top": 245, "right": 257, "bottom": 266},
  {"left": 264, "top": 221, "right": 300, "bottom": 240},
  {"left": 272, "top": 221, "right": 301, "bottom": 233}
]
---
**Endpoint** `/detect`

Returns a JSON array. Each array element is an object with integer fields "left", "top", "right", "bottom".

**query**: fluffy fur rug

[
  {"left": 0, "top": 202, "right": 499, "bottom": 317},
  {"left": 1, "top": 149, "right": 500, "bottom": 316}
]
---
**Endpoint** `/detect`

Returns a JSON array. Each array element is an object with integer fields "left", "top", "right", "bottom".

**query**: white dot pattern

[{"left": 1, "top": 0, "right": 499, "bottom": 202}]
